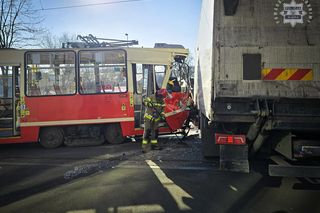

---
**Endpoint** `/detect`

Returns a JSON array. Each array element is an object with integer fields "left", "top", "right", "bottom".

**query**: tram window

[
  {"left": 134, "top": 64, "right": 143, "bottom": 94},
  {"left": 0, "top": 66, "right": 13, "bottom": 98},
  {"left": 155, "top": 65, "right": 166, "bottom": 89},
  {"left": 142, "top": 65, "right": 153, "bottom": 95},
  {"left": 25, "top": 51, "right": 76, "bottom": 96},
  {"left": 79, "top": 50, "right": 127, "bottom": 94}
]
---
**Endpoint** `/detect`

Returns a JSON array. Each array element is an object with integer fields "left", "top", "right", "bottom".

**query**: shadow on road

[{"left": 0, "top": 141, "right": 141, "bottom": 207}]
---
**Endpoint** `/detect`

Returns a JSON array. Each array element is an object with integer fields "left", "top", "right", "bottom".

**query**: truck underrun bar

[
  {"left": 269, "top": 156, "right": 320, "bottom": 178},
  {"left": 213, "top": 98, "right": 320, "bottom": 127}
]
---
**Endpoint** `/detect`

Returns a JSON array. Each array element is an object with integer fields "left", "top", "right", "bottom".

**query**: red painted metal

[
  {"left": 164, "top": 92, "right": 191, "bottom": 131},
  {"left": 1, "top": 91, "right": 191, "bottom": 144},
  {"left": 287, "top": 69, "right": 311, "bottom": 80},
  {"left": 263, "top": 68, "right": 285, "bottom": 80},
  {"left": 0, "top": 127, "right": 40, "bottom": 144},
  {"left": 166, "top": 111, "right": 190, "bottom": 131},
  {"left": 22, "top": 93, "right": 132, "bottom": 123},
  {"left": 1, "top": 93, "right": 133, "bottom": 144},
  {"left": 120, "top": 121, "right": 135, "bottom": 136}
]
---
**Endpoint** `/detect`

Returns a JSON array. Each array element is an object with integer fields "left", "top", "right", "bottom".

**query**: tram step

[
  {"left": 0, "top": 120, "right": 13, "bottom": 128},
  {"left": 0, "top": 117, "right": 13, "bottom": 120},
  {"left": 0, "top": 128, "right": 13, "bottom": 137}
]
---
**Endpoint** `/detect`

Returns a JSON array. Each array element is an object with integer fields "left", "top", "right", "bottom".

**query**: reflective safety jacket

[{"left": 143, "top": 94, "right": 165, "bottom": 122}]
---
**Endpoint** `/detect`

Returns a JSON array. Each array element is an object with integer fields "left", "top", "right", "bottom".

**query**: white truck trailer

[{"left": 195, "top": 0, "right": 320, "bottom": 176}]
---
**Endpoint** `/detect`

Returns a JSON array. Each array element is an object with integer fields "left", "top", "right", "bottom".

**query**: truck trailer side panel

[
  {"left": 194, "top": 0, "right": 215, "bottom": 121},
  {"left": 214, "top": 0, "right": 320, "bottom": 99},
  {"left": 195, "top": 0, "right": 320, "bottom": 175}
]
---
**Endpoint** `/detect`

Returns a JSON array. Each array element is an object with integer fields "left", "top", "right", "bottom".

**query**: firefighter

[{"left": 142, "top": 88, "right": 169, "bottom": 153}]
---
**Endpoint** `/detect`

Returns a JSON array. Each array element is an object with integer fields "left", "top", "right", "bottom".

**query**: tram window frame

[
  {"left": 155, "top": 65, "right": 166, "bottom": 89},
  {"left": 78, "top": 49, "right": 127, "bottom": 95},
  {"left": 0, "top": 66, "right": 13, "bottom": 98},
  {"left": 133, "top": 64, "right": 166, "bottom": 94},
  {"left": 133, "top": 63, "right": 144, "bottom": 95},
  {"left": 25, "top": 50, "right": 77, "bottom": 97}
]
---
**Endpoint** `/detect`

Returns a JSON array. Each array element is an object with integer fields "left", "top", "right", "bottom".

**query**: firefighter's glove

[
  {"left": 143, "top": 101, "right": 152, "bottom": 107},
  {"left": 143, "top": 98, "right": 151, "bottom": 106}
]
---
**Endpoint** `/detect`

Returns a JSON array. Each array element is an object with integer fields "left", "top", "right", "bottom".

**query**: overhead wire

[{"left": 34, "top": 0, "right": 147, "bottom": 12}]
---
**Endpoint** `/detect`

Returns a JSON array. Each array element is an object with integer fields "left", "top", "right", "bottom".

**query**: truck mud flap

[
  {"left": 220, "top": 145, "right": 249, "bottom": 173},
  {"left": 269, "top": 156, "right": 320, "bottom": 178}
]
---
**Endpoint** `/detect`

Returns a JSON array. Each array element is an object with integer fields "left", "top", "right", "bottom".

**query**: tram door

[
  {"left": 0, "top": 65, "right": 20, "bottom": 137},
  {"left": 132, "top": 64, "right": 155, "bottom": 128},
  {"left": 132, "top": 64, "right": 167, "bottom": 128}
]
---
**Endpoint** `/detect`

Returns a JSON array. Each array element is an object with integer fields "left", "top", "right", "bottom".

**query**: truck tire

[
  {"left": 39, "top": 127, "right": 64, "bottom": 149},
  {"left": 200, "top": 113, "right": 220, "bottom": 157},
  {"left": 105, "top": 124, "right": 125, "bottom": 144}
]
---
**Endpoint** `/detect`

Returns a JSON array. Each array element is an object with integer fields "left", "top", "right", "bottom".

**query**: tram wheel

[
  {"left": 39, "top": 127, "right": 64, "bottom": 149},
  {"left": 105, "top": 124, "right": 125, "bottom": 144}
]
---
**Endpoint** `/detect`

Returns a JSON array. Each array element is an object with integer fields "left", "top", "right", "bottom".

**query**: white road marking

[
  {"left": 66, "top": 209, "right": 96, "bottom": 213},
  {"left": 115, "top": 164, "right": 214, "bottom": 171},
  {"left": 107, "top": 204, "right": 164, "bottom": 213},
  {"left": 229, "top": 184, "right": 238, "bottom": 192},
  {"left": 146, "top": 160, "right": 193, "bottom": 211}
]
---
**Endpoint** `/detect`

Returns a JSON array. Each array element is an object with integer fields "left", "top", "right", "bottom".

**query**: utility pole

[{"left": 125, "top": 33, "right": 128, "bottom": 47}]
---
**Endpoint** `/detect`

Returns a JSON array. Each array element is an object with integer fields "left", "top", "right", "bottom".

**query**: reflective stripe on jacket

[
  {"left": 144, "top": 113, "right": 162, "bottom": 122},
  {"left": 143, "top": 94, "right": 165, "bottom": 120}
]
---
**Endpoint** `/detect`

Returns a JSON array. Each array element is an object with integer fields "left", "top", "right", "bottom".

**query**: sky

[{"left": 32, "top": 0, "right": 202, "bottom": 55}]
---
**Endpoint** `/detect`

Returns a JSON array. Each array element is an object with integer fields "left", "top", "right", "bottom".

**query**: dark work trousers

[{"left": 142, "top": 118, "right": 159, "bottom": 146}]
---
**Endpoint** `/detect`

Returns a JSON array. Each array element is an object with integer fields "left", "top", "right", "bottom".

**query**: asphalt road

[{"left": 0, "top": 135, "right": 320, "bottom": 213}]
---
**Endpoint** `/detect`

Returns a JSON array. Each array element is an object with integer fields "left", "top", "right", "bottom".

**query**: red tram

[{"left": 0, "top": 47, "right": 191, "bottom": 148}]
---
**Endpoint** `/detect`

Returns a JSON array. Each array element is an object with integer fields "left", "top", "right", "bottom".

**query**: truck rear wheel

[
  {"left": 105, "top": 124, "right": 125, "bottom": 144},
  {"left": 39, "top": 127, "right": 64, "bottom": 149}
]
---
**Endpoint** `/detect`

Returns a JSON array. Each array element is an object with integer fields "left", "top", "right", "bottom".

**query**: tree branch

[{"left": 0, "top": 0, "right": 43, "bottom": 48}]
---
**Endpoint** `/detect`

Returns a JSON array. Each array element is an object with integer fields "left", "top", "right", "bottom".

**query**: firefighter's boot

[
  {"left": 142, "top": 140, "right": 148, "bottom": 153},
  {"left": 151, "top": 140, "right": 161, "bottom": 150}
]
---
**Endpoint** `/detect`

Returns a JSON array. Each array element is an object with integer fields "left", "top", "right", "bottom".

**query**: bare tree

[
  {"left": 40, "top": 32, "right": 78, "bottom": 49},
  {"left": 0, "top": 0, "right": 43, "bottom": 48},
  {"left": 0, "top": 0, "right": 43, "bottom": 97},
  {"left": 41, "top": 32, "right": 58, "bottom": 49}
]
